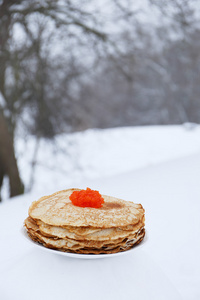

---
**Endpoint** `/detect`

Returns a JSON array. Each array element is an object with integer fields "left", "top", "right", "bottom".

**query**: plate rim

[{"left": 21, "top": 226, "right": 148, "bottom": 259}]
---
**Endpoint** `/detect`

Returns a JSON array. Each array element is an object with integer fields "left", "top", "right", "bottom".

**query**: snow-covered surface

[
  {"left": 0, "top": 125, "right": 200, "bottom": 299},
  {"left": 78, "top": 154, "right": 200, "bottom": 300},
  {"left": 14, "top": 124, "right": 200, "bottom": 197}
]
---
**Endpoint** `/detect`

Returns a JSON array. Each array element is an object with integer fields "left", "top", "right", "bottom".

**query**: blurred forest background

[{"left": 0, "top": 0, "right": 200, "bottom": 201}]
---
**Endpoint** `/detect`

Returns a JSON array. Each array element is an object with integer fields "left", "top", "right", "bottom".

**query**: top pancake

[{"left": 29, "top": 188, "right": 144, "bottom": 228}]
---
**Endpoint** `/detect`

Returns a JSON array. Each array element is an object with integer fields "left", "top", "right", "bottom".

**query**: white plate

[{"left": 21, "top": 227, "right": 148, "bottom": 259}]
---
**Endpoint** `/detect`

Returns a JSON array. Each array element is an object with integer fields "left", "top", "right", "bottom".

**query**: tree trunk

[
  {"left": 0, "top": 112, "right": 24, "bottom": 198},
  {"left": 0, "top": 158, "right": 4, "bottom": 202},
  {"left": 0, "top": 2, "right": 23, "bottom": 199}
]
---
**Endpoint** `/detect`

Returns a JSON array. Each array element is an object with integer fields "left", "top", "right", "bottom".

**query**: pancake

[
  {"left": 25, "top": 188, "right": 145, "bottom": 254},
  {"left": 26, "top": 225, "right": 144, "bottom": 251},
  {"left": 25, "top": 216, "right": 144, "bottom": 249},
  {"left": 35, "top": 216, "right": 145, "bottom": 241},
  {"left": 26, "top": 226, "right": 145, "bottom": 254},
  {"left": 29, "top": 189, "right": 144, "bottom": 228}
]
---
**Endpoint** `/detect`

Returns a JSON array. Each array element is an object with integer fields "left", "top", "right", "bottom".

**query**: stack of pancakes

[{"left": 24, "top": 189, "right": 145, "bottom": 254}]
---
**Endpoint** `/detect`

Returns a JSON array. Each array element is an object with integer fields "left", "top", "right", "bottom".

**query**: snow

[
  {"left": 14, "top": 124, "right": 200, "bottom": 197},
  {"left": 78, "top": 153, "right": 200, "bottom": 300},
  {"left": 1, "top": 124, "right": 200, "bottom": 299}
]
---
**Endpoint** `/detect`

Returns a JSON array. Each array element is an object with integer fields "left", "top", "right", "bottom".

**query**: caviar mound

[{"left": 69, "top": 187, "right": 104, "bottom": 208}]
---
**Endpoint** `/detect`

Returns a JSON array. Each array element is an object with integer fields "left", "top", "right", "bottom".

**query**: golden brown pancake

[{"left": 29, "top": 189, "right": 144, "bottom": 228}]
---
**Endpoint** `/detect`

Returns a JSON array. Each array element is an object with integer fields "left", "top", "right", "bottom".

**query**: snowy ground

[
  {"left": 1, "top": 124, "right": 200, "bottom": 299},
  {"left": 3, "top": 124, "right": 199, "bottom": 199}
]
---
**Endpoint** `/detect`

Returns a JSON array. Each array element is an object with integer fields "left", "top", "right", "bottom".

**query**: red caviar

[{"left": 69, "top": 188, "right": 104, "bottom": 208}]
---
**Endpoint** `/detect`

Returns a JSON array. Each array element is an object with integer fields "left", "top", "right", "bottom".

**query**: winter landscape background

[
  {"left": 1, "top": 0, "right": 200, "bottom": 201},
  {"left": 2, "top": 124, "right": 200, "bottom": 200}
]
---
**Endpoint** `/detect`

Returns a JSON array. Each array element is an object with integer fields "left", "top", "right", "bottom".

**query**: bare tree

[
  {"left": 0, "top": 0, "right": 113, "bottom": 200},
  {"left": 78, "top": 0, "right": 200, "bottom": 128}
]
